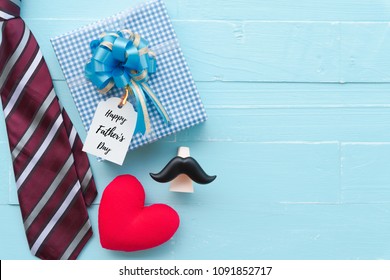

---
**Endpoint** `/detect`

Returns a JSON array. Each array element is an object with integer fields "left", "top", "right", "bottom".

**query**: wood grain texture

[
  {"left": 1, "top": 0, "right": 390, "bottom": 260},
  {"left": 24, "top": 18, "right": 390, "bottom": 82},
  {"left": 21, "top": 0, "right": 390, "bottom": 21}
]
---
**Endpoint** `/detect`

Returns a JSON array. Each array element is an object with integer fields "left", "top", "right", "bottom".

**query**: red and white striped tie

[{"left": 0, "top": 0, "right": 97, "bottom": 260}]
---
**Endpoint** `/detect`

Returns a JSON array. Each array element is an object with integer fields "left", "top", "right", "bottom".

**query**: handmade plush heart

[{"left": 98, "top": 175, "right": 180, "bottom": 252}]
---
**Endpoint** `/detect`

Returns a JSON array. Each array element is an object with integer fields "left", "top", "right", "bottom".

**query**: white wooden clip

[{"left": 169, "top": 146, "right": 194, "bottom": 193}]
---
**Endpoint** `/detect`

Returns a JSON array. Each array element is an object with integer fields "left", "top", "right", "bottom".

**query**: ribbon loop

[
  {"left": 112, "top": 37, "right": 131, "bottom": 62},
  {"left": 85, "top": 30, "right": 170, "bottom": 135},
  {"left": 124, "top": 45, "right": 141, "bottom": 70}
]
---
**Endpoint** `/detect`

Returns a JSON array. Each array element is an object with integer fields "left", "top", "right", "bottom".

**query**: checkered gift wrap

[{"left": 51, "top": 0, "right": 207, "bottom": 150}]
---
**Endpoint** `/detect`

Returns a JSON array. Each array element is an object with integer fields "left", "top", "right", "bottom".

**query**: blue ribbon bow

[{"left": 85, "top": 30, "right": 170, "bottom": 135}]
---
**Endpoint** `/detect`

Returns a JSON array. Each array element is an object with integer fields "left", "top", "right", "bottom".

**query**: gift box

[{"left": 51, "top": 0, "right": 206, "bottom": 150}]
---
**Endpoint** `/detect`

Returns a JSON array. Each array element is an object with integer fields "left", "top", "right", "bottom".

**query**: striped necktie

[{"left": 0, "top": 0, "right": 97, "bottom": 260}]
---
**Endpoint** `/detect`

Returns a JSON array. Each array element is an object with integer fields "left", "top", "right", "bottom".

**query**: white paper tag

[{"left": 82, "top": 97, "right": 137, "bottom": 165}]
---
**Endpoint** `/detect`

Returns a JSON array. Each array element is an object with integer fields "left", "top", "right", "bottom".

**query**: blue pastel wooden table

[{"left": 2, "top": 0, "right": 390, "bottom": 260}]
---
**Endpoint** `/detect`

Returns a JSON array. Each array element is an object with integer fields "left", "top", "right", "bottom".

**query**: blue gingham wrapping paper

[{"left": 51, "top": 0, "right": 207, "bottom": 150}]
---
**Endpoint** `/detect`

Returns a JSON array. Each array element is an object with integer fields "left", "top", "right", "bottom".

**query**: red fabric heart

[{"left": 98, "top": 175, "right": 180, "bottom": 252}]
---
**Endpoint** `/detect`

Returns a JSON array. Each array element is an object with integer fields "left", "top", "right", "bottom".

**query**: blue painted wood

[
  {"left": 1, "top": 0, "right": 390, "bottom": 260},
  {"left": 24, "top": 18, "right": 390, "bottom": 83},
  {"left": 21, "top": 0, "right": 390, "bottom": 21},
  {"left": 177, "top": 107, "right": 390, "bottom": 142},
  {"left": 197, "top": 82, "right": 390, "bottom": 107},
  {"left": 341, "top": 143, "right": 390, "bottom": 203},
  {"left": 174, "top": 0, "right": 390, "bottom": 21}
]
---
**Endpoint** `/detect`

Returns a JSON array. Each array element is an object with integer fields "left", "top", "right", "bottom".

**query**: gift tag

[{"left": 83, "top": 97, "right": 137, "bottom": 165}]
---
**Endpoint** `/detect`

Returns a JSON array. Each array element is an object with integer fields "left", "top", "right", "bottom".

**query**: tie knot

[{"left": 0, "top": 0, "right": 21, "bottom": 20}]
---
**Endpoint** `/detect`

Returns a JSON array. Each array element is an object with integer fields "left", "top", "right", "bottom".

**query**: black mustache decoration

[{"left": 150, "top": 156, "right": 217, "bottom": 185}]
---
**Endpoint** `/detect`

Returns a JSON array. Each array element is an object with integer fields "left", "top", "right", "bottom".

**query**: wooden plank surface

[
  {"left": 1, "top": 0, "right": 390, "bottom": 260},
  {"left": 21, "top": 0, "right": 390, "bottom": 21},
  {"left": 23, "top": 19, "right": 390, "bottom": 82}
]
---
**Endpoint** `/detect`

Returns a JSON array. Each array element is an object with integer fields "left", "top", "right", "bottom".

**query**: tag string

[{"left": 119, "top": 85, "right": 131, "bottom": 108}]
